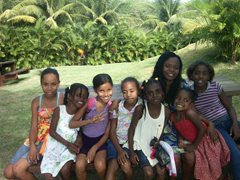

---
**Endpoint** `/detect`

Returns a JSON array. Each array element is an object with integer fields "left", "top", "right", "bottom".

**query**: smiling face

[
  {"left": 191, "top": 65, "right": 210, "bottom": 90},
  {"left": 41, "top": 73, "right": 60, "bottom": 98},
  {"left": 174, "top": 90, "right": 192, "bottom": 111},
  {"left": 95, "top": 82, "right": 113, "bottom": 104},
  {"left": 122, "top": 81, "right": 138, "bottom": 105},
  {"left": 163, "top": 57, "right": 180, "bottom": 82},
  {"left": 71, "top": 88, "right": 88, "bottom": 108},
  {"left": 145, "top": 82, "right": 163, "bottom": 105}
]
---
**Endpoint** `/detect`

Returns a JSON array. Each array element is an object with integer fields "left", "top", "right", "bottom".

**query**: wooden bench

[
  {"left": 27, "top": 77, "right": 240, "bottom": 177},
  {"left": 0, "top": 60, "right": 30, "bottom": 86},
  {"left": 215, "top": 76, "right": 240, "bottom": 104}
]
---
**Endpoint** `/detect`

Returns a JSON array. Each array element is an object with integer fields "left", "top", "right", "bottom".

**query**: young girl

[
  {"left": 171, "top": 88, "right": 230, "bottom": 180},
  {"left": 126, "top": 78, "right": 170, "bottom": 180},
  {"left": 106, "top": 77, "right": 140, "bottom": 180},
  {"left": 187, "top": 60, "right": 240, "bottom": 179},
  {"left": 151, "top": 51, "right": 189, "bottom": 178},
  {"left": 40, "top": 83, "right": 89, "bottom": 179},
  {"left": 3, "top": 68, "right": 64, "bottom": 180},
  {"left": 69, "top": 73, "right": 113, "bottom": 180}
]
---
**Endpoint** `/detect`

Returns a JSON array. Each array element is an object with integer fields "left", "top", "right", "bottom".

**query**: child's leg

[
  {"left": 135, "top": 150, "right": 154, "bottom": 180},
  {"left": 4, "top": 144, "right": 30, "bottom": 179},
  {"left": 3, "top": 164, "right": 15, "bottom": 179},
  {"left": 155, "top": 164, "right": 166, "bottom": 180},
  {"left": 106, "top": 159, "right": 119, "bottom": 180},
  {"left": 182, "top": 152, "right": 195, "bottom": 180},
  {"left": 12, "top": 158, "right": 36, "bottom": 180},
  {"left": 75, "top": 154, "right": 88, "bottom": 180},
  {"left": 43, "top": 173, "right": 55, "bottom": 180},
  {"left": 60, "top": 160, "right": 74, "bottom": 180},
  {"left": 105, "top": 140, "right": 119, "bottom": 180},
  {"left": 143, "top": 166, "right": 154, "bottom": 180},
  {"left": 120, "top": 159, "right": 132, "bottom": 180},
  {"left": 94, "top": 150, "right": 107, "bottom": 180}
]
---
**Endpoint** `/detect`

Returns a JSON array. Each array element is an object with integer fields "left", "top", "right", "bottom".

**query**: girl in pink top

[{"left": 69, "top": 73, "right": 113, "bottom": 180}]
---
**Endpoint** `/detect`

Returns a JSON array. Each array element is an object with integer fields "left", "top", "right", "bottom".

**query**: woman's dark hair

[
  {"left": 187, "top": 60, "right": 215, "bottom": 81},
  {"left": 40, "top": 68, "right": 60, "bottom": 83},
  {"left": 121, "top": 77, "right": 140, "bottom": 92},
  {"left": 92, "top": 73, "right": 113, "bottom": 90},
  {"left": 140, "top": 78, "right": 163, "bottom": 118},
  {"left": 63, "top": 83, "right": 89, "bottom": 105},
  {"left": 151, "top": 51, "right": 183, "bottom": 105}
]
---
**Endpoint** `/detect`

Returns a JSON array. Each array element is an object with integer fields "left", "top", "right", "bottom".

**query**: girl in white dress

[
  {"left": 40, "top": 83, "right": 89, "bottom": 180},
  {"left": 127, "top": 78, "right": 170, "bottom": 180}
]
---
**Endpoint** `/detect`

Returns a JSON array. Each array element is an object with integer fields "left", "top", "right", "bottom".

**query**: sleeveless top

[
  {"left": 116, "top": 99, "right": 140, "bottom": 145},
  {"left": 124, "top": 101, "right": 165, "bottom": 166},
  {"left": 24, "top": 92, "right": 60, "bottom": 146}
]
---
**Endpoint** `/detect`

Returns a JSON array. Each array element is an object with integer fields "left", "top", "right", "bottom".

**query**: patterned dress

[
  {"left": 172, "top": 114, "right": 230, "bottom": 180},
  {"left": 40, "top": 105, "right": 79, "bottom": 177}
]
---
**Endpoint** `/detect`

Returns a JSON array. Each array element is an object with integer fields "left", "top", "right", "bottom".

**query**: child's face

[
  {"left": 191, "top": 65, "right": 210, "bottom": 88},
  {"left": 71, "top": 88, "right": 88, "bottom": 108},
  {"left": 163, "top": 57, "right": 180, "bottom": 82},
  {"left": 41, "top": 73, "right": 59, "bottom": 97},
  {"left": 145, "top": 83, "right": 163, "bottom": 105},
  {"left": 174, "top": 90, "right": 192, "bottom": 111},
  {"left": 95, "top": 82, "right": 113, "bottom": 104},
  {"left": 122, "top": 81, "right": 138, "bottom": 105}
]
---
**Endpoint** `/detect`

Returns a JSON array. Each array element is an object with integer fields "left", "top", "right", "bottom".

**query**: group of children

[{"left": 3, "top": 51, "right": 240, "bottom": 180}]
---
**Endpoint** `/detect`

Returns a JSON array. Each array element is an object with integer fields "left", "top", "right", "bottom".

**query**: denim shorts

[
  {"left": 107, "top": 140, "right": 129, "bottom": 160},
  {"left": 135, "top": 150, "right": 151, "bottom": 168},
  {"left": 9, "top": 143, "right": 42, "bottom": 164}
]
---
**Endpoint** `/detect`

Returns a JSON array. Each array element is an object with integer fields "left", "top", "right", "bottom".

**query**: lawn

[{"left": 0, "top": 43, "right": 240, "bottom": 178}]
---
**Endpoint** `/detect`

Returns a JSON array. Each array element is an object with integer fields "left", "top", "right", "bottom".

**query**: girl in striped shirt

[{"left": 187, "top": 60, "right": 240, "bottom": 179}]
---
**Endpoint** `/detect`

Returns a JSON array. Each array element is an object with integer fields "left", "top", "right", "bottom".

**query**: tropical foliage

[{"left": 190, "top": 0, "right": 240, "bottom": 63}]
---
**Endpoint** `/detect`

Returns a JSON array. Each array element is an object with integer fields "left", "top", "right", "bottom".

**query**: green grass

[{"left": 1, "top": 43, "right": 240, "bottom": 178}]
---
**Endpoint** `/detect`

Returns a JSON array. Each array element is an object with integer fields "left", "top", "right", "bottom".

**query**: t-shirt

[
  {"left": 81, "top": 97, "right": 111, "bottom": 137},
  {"left": 192, "top": 81, "right": 227, "bottom": 122}
]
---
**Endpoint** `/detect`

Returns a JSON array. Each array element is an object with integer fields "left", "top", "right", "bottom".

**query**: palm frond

[
  {"left": 7, "top": 15, "right": 36, "bottom": 24},
  {"left": 19, "top": 5, "right": 46, "bottom": 18},
  {"left": 45, "top": 16, "right": 58, "bottom": 28},
  {"left": 52, "top": 9, "right": 73, "bottom": 23},
  {"left": 0, "top": 9, "right": 18, "bottom": 22},
  {"left": 13, "top": 0, "right": 43, "bottom": 10}
]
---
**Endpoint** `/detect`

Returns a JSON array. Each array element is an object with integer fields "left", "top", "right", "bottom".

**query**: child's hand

[
  {"left": 29, "top": 145, "right": 39, "bottom": 164},
  {"left": 230, "top": 124, "right": 240, "bottom": 141},
  {"left": 129, "top": 151, "right": 139, "bottom": 165},
  {"left": 207, "top": 123, "right": 218, "bottom": 143},
  {"left": 86, "top": 146, "right": 97, "bottom": 163},
  {"left": 67, "top": 142, "right": 79, "bottom": 154},
  {"left": 117, "top": 149, "right": 129, "bottom": 165},
  {"left": 178, "top": 139, "right": 185, "bottom": 148},
  {"left": 91, "top": 112, "right": 105, "bottom": 123},
  {"left": 184, "top": 144, "right": 196, "bottom": 152}
]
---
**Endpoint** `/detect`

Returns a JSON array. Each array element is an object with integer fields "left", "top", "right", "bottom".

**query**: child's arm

[
  {"left": 69, "top": 103, "right": 104, "bottom": 128},
  {"left": 219, "top": 90, "right": 240, "bottom": 140},
  {"left": 86, "top": 121, "right": 111, "bottom": 163},
  {"left": 50, "top": 107, "right": 78, "bottom": 153},
  {"left": 128, "top": 104, "right": 143, "bottom": 165},
  {"left": 109, "top": 100, "right": 129, "bottom": 164},
  {"left": 28, "top": 97, "right": 40, "bottom": 164},
  {"left": 184, "top": 109, "right": 205, "bottom": 152}
]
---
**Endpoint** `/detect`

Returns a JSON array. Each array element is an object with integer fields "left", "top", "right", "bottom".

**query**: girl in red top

[{"left": 171, "top": 88, "right": 229, "bottom": 180}]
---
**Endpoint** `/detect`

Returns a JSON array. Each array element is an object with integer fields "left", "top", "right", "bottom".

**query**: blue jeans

[
  {"left": 9, "top": 143, "right": 42, "bottom": 164},
  {"left": 213, "top": 115, "right": 240, "bottom": 180},
  {"left": 107, "top": 140, "right": 129, "bottom": 160}
]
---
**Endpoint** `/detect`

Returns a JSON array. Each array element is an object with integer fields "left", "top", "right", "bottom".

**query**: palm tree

[{"left": 0, "top": 0, "right": 81, "bottom": 28}]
